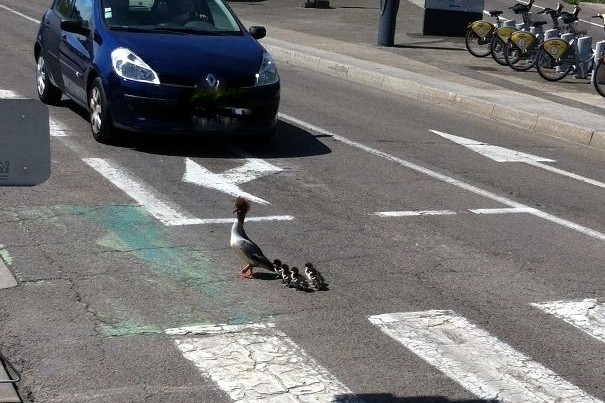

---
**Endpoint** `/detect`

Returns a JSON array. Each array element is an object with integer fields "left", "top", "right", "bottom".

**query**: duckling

[
  {"left": 278, "top": 263, "right": 292, "bottom": 287},
  {"left": 290, "top": 267, "right": 310, "bottom": 291},
  {"left": 230, "top": 197, "right": 276, "bottom": 279},
  {"left": 273, "top": 259, "right": 282, "bottom": 272},
  {"left": 304, "top": 263, "right": 328, "bottom": 290},
  {"left": 273, "top": 259, "right": 285, "bottom": 280}
]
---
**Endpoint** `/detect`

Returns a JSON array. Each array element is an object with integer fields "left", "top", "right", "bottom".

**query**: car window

[
  {"left": 53, "top": 0, "right": 73, "bottom": 18},
  {"left": 206, "top": 0, "right": 238, "bottom": 31},
  {"left": 73, "top": 0, "right": 93, "bottom": 24},
  {"left": 102, "top": 0, "right": 241, "bottom": 34}
]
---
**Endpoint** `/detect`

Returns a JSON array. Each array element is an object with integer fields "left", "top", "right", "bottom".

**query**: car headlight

[
  {"left": 111, "top": 47, "right": 160, "bottom": 84},
  {"left": 256, "top": 51, "right": 279, "bottom": 86}
]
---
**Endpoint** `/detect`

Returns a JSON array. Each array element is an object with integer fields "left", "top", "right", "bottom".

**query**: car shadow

[
  {"left": 60, "top": 98, "right": 332, "bottom": 158},
  {"left": 121, "top": 119, "right": 333, "bottom": 159}
]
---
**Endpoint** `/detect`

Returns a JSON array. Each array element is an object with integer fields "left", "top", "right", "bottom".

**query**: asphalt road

[{"left": 1, "top": 1, "right": 605, "bottom": 402}]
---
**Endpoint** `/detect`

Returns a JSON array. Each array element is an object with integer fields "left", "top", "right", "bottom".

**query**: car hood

[{"left": 108, "top": 31, "right": 264, "bottom": 81}]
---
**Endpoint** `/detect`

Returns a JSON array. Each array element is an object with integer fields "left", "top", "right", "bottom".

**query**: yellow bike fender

[
  {"left": 541, "top": 38, "right": 570, "bottom": 60},
  {"left": 509, "top": 31, "right": 535, "bottom": 52},
  {"left": 469, "top": 21, "right": 494, "bottom": 38},
  {"left": 495, "top": 26, "right": 516, "bottom": 41}
]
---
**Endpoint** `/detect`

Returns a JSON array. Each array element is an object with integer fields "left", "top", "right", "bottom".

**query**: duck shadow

[
  {"left": 251, "top": 272, "right": 281, "bottom": 281},
  {"left": 251, "top": 272, "right": 330, "bottom": 292}
]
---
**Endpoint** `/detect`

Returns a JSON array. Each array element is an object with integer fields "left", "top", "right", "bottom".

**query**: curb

[{"left": 265, "top": 44, "right": 605, "bottom": 151}]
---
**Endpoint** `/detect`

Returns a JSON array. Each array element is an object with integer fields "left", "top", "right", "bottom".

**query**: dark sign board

[{"left": 0, "top": 99, "right": 50, "bottom": 186}]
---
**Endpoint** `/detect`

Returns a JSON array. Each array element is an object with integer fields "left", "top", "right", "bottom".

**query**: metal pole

[{"left": 378, "top": 0, "right": 400, "bottom": 47}]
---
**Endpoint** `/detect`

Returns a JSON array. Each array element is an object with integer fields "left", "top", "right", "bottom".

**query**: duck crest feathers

[{"left": 234, "top": 196, "right": 250, "bottom": 215}]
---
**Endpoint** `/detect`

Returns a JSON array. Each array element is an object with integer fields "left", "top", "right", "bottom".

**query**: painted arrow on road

[
  {"left": 431, "top": 130, "right": 605, "bottom": 188},
  {"left": 182, "top": 153, "right": 282, "bottom": 204}
]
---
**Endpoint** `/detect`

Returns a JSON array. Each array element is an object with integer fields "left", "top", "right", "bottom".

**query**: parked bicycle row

[{"left": 464, "top": 0, "right": 605, "bottom": 98}]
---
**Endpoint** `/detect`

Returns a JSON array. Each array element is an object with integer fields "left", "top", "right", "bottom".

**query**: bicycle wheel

[
  {"left": 536, "top": 49, "right": 573, "bottom": 81},
  {"left": 491, "top": 36, "right": 517, "bottom": 66},
  {"left": 505, "top": 41, "right": 538, "bottom": 71},
  {"left": 465, "top": 29, "right": 492, "bottom": 58},
  {"left": 594, "top": 58, "right": 605, "bottom": 98}
]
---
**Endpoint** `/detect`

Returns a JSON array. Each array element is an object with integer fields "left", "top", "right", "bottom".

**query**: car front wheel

[
  {"left": 36, "top": 54, "right": 62, "bottom": 105},
  {"left": 89, "top": 77, "right": 116, "bottom": 143}
]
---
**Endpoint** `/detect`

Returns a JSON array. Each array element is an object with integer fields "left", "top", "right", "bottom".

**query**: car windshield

[{"left": 101, "top": 0, "right": 242, "bottom": 35}]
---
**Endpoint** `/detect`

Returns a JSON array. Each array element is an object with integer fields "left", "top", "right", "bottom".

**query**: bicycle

[
  {"left": 465, "top": 10, "right": 504, "bottom": 58},
  {"left": 590, "top": 14, "right": 605, "bottom": 97},
  {"left": 491, "top": 0, "right": 535, "bottom": 66},
  {"left": 504, "top": 3, "right": 563, "bottom": 72},
  {"left": 535, "top": 6, "right": 593, "bottom": 82}
]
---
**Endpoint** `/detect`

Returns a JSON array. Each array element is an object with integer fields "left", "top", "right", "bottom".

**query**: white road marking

[
  {"left": 469, "top": 206, "right": 537, "bottom": 214},
  {"left": 532, "top": 299, "right": 605, "bottom": 343},
  {"left": 431, "top": 129, "right": 605, "bottom": 188},
  {"left": 0, "top": 245, "right": 17, "bottom": 289},
  {"left": 84, "top": 158, "right": 292, "bottom": 226},
  {"left": 369, "top": 311, "right": 603, "bottom": 403},
  {"left": 182, "top": 157, "right": 280, "bottom": 205},
  {"left": 84, "top": 157, "right": 200, "bottom": 226},
  {"left": 430, "top": 130, "right": 556, "bottom": 163},
  {"left": 178, "top": 215, "right": 294, "bottom": 225},
  {"left": 279, "top": 113, "right": 605, "bottom": 242},
  {"left": 374, "top": 210, "right": 456, "bottom": 217},
  {"left": 525, "top": 160, "right": 605, "bottom": 188},
  {"left": 373, "top": 207, "right": 537, "bottom": 217},
  {"left": 50, "top": 120, "right": 68, "bottom": 137},
  {"left": 0, "top": 90, "right": 24, "bottom": 98},
  {"left": 224, "top": 148, "right": 283, "bottom": 185},
  {"left": 166, "top": 323, "right": 360, "bottom": 403},
  {"left": 0, "top": 89, "right": 66, "bottom": 137},
  {"left": 0, "top": 4, "right": 40, "bottom": 23}
]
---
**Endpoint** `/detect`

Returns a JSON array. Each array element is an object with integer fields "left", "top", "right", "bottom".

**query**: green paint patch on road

[
  {"left": 0, "top": 244, "right": 12, "bottom": 266},
  {"left": 91, "top": 204, "right": 217, "bottom": 285},
  {"left": 12, "top": 204, "right": 257, "bottom": 328},
  {"left": 101, "top": 319, "right": 162, "bottom": 337}
]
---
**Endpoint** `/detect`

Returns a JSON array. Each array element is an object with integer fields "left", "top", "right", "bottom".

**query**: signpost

[{"left": 378, "top": 0, "right": 400, "bottom": 46}]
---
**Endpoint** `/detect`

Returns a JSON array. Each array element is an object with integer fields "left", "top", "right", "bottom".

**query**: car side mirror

[
  {"left": 61, "top": 19, "right": 91, "bottom": 36},
  {"left": 249, "top": 26, "right": 266, "bottom": 40}
]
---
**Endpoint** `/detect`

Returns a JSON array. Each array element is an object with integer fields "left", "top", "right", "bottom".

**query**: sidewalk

[{"left": 229, "top": 0, "right": 605, "bottom": 150}]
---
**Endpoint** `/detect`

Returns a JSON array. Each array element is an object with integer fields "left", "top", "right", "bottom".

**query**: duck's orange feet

[{"left": 238, "top": 266, "right": 254, "bottom": 278}]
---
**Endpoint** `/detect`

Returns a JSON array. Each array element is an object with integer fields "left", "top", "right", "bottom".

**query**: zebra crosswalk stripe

[
  {"left": 369, "top": 310, "right": 603, "bottom": 403},
  {"left": 532, "top": 298, "right": 605, "bottom": 343},
  {"left": 165, "top": 323, "right": 360, "bottom": 403}
]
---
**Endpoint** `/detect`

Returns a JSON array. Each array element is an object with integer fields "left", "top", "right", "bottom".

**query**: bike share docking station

[{"left": 378, "top": 0, "right": 484, "bottom": 46}]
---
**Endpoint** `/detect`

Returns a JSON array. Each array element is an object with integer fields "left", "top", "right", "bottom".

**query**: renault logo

[{"left": 205, "top": 73, "right": 219, "bottom": 89}]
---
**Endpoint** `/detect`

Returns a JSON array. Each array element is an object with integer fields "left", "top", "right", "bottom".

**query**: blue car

[{"left": 34, "top": 0, "right": 280, "bottom": 144}]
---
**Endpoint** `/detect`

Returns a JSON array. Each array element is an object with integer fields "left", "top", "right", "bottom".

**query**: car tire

[
  {"left": 89, "top": 77, "right": 116, "bottom": 144},
  {"left": 36, "top": 54, "right": 62, "bottom": 105}
]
